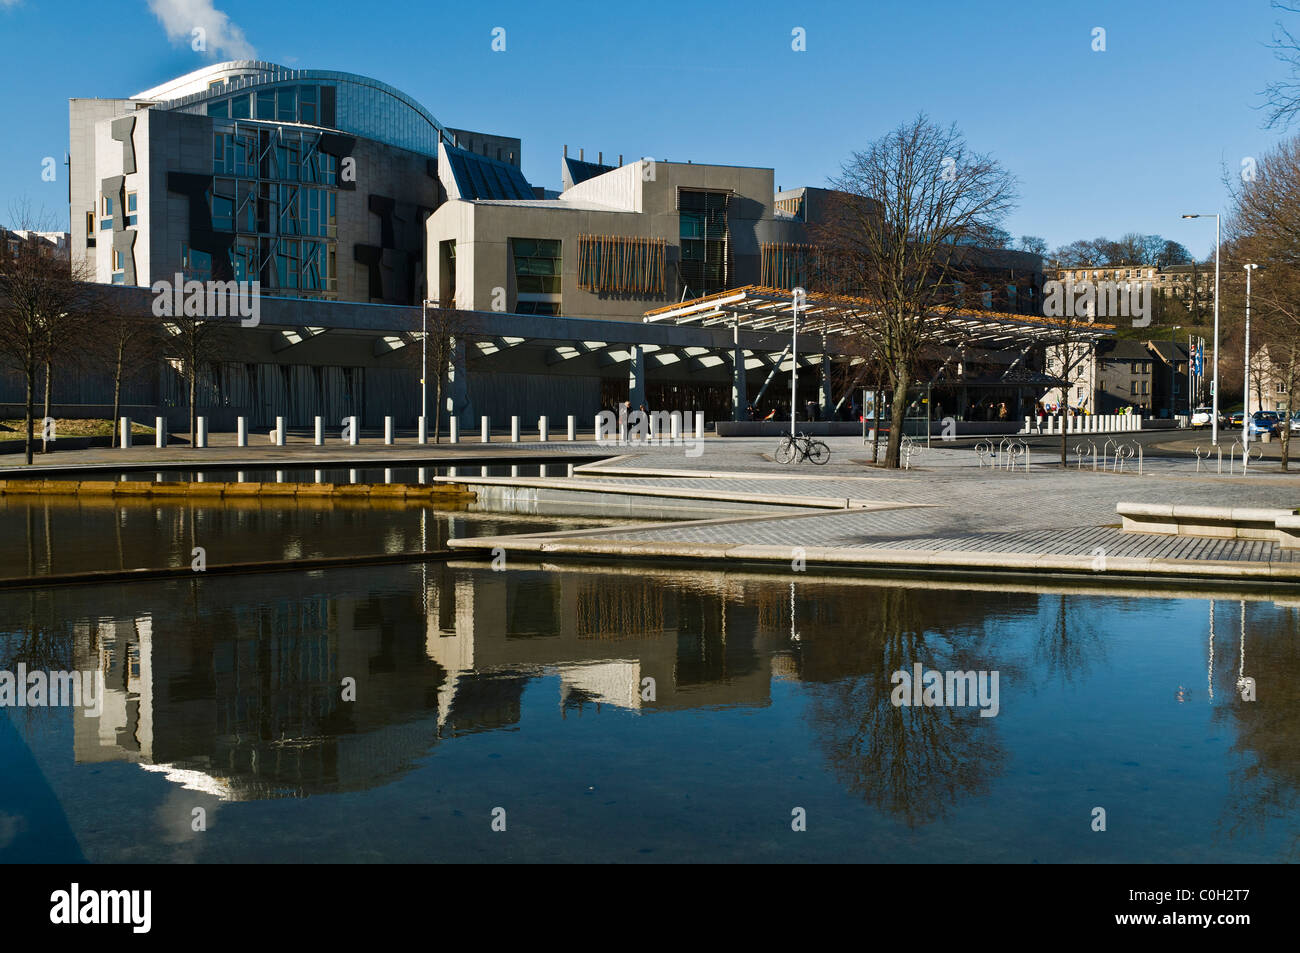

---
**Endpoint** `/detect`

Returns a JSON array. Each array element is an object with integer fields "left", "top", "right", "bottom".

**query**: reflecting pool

[{"left": 2, "top": 562, "right": 1297, "bottom": 862}]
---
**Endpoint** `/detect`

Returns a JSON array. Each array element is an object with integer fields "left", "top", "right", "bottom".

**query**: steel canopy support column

[
  {"left": 731, "top": 319, "right": 748, "bottom": 421},
  {"left": 629, "top": 344, "right": 647, "bottom": 411},
  {"left": 820, "top": 334, "right": 832, "bottom": 420}
]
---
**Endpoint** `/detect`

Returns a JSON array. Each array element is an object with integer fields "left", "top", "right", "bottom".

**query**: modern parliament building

[{"left": 57, "top": 61, "right": 1061, "bottom": 432}]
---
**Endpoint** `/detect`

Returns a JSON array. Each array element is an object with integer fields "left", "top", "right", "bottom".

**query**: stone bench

[{"left": 1117, "top": 502, "right": 1300, "bottom": 547}]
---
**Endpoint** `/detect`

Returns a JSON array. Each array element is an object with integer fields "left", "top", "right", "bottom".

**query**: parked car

[
  {"left": 1290, "top": 412, "right": 1300, "bottom": 435},
  {"left": 1230, "top": 411, "right": 1245, "bottom": 429},
  {"left": 1249, "top": 412, "right": 1279, "bottom": 437},
  {"left": 1191, "top": 406, "right": 1213, "bottom": 428}
]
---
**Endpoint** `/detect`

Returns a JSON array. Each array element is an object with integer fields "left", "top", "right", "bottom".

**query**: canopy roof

[{"left": 644, "top": 285, "right": 1116, "bottom": 350}]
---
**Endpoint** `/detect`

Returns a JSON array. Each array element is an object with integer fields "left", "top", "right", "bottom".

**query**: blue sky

[{"left": 0, "top": 0, "right": 1292, "bottom": 256}]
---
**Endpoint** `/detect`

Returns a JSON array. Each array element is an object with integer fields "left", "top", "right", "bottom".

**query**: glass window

[
  {"left": 180, "top": 243, "right": 212, "bottom": 282},
  {"left": 511, "top": 238, "right": 562, "bottom": 294},
  {"left": 256, "top": 90, "right": 276, "bottom": 120},
  {"left": 300, "top": 85, "right": 317, "bottom": 125},
  {"left": 277, "top": 86, "right": 297, "bottom": 122},
  {"left": 207, "top": 99, "right": 229, "bottom": 118},
  {"left": 231, "top": 94, "right": 250, "bottom": 120}
]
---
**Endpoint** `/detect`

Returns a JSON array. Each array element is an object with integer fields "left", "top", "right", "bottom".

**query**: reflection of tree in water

[
  {"left": 1212, "top": 603, "right": 1300, "bottom": 860},
  {"left": 575, "top": 579, "right": 665, "bottom": 641},
  {"left": 802, "top": 586, "right": 1007, "bottom": 827},
  {"left": 1033, "top": 594, "right": 1106, "bottom": 685}
]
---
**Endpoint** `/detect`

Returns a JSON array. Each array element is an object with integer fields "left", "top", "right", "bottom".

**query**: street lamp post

[
  {"left": 1170, "top": 324, "right": 1181, "bottom": 422},
  {"left": 420, "top": 298, "right": 432, "bottom": 444},
  {"left": 791, "top": 287, "right": 805, "bottom": 438},
  {"left": 1243, "top": 264, "right": 1258, "bottom": 458},
  {"left": 1182, "top": 214, "right": 1221, "bottom": 444}
]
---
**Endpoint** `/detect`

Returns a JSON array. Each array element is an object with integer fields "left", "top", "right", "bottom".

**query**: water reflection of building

[
  {"left": 425, "top": 571, "right": 780, "bottom": 714},
  {"left": 66, "top": 565, "right": 782, "bottom": 799}
]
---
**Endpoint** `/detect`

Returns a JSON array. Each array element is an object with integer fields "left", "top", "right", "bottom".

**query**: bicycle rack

[
  {"left": 1006, "top": 440, "right": 1029, "bottom": 472},
  {"left": 1112, "top": 442, "right": 1134, "bottom": 473},
  {"left": 974, "top": 439, "right": 996, "bottom": 468},
  {"left": 901, "top": 436, "right": 925, "bottom": 470},
  {"left": 1228, "top": 441, "right": 1263, "bottom": 475},
  {"left": 1194, "top": 445, "right": 1224, "bottom": 474},
  {"left": 1072, "top": 440, "right": 1098, "bottom": 470}
]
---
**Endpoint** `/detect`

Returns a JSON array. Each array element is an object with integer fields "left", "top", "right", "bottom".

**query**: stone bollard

[
  {"left": 120, "top": 417, "right": 132, "bottom": 449},
  {"left": 418, "top": 416, "right": 428, "bottom": 445},
  {"left": 539, "top": 416, "right": 549, "bottom": 442},
  {"left": 237, "top": 416, "right": 248, "bottom": 447},
  {"left": 196, "top": 416, "right": 208, "bottom": 448},
  {"left": 315, "top": 416, "right": 324, "bottom": 446},
  {"left": 276, "top": 416, "right": 287, "bottom": 447},
  {"left": 346, "top": 416, "right": 359, "bottom": 446},
  {"left": 695, "top": 411, "right": 705, "bottom": 441},
  {"left": 449, "top": 418, "right": 459, "bottom": 444},
  {"left": 481, "top": 416, "right": 490, "bottom": 442},
  {"left": 156, "top": 417, "right": 168, "bottom": 449},
  {"left": 567, "top": 415, "right": 576, "bottom": 441},
  {"left": 671, "top": 412, "right": 682, "bottom": 440},
  {"left": 384, "top": 416, "right": 394, "bottom": 445},
  {"left": 511, "top": 416, "right": 520, "bottom": 443}
]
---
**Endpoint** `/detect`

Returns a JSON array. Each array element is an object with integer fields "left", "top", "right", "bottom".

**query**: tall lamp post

[
  {"left": 791, "top": 287, "right": 805, "bottom": 437},
  {"left": 1243, "top": 264, "right": 1258, "bottom": 457},
  {"left": 1169, "top": 324, "right": 1181, "bottom": 421},
  {"left": 420, "top": 298, "right": 433, "bottom": 444},
  {"left": 1182, "top": 214, "right": 1221, "bottom": 444}
]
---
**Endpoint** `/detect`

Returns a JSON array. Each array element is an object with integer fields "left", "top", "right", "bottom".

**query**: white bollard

[
  {"left": 671, "top": 412, "right": 682, "bottom": 440},
  {"left": 315, "top": 416, "right": 324, "bottom": 446},
  {"left": 481, "top": 416, "right": 490, "bottom": 442},
  {"left": 347, "top": 415, "right": 359, "bottom": 446},
  {"left": 1023, "top": 416, "right": 1032, "bottom": 434},
  {"left": 450, "top": 418, "right": 459, "bottom": 444},
  {"left": 156, "top": 417, "right": 167, "bottom": 449},
  {"left": 539, "top": 416, "right": 549, "bottom": 442},
  {"left": 694, "top": 411, "right": 704, "bottom": 441},
  {"left": 196, "top": 416, "right": 208, "bottom": 448},
  {"left": 511, "top": 416, "right": 520, "bottom": 443},
  {"left": 1135, "top": 415, "right": 1143, "bottom": 431},
  {"left": 120, "top": 417, "right": 132, "bottom": 449},
  {"left": 384, "top": 416, "right": 394, "bottom": 445},
  {"left": 567, "top": 415, "right": 576, "bottom": 441},
  {"left": 236, "top": 416, "right": 247, "bottom": 447},
  {"left": 276, "top": 416, "right": 287, "bottom": 447},
  {"left": 418, "top": 416, "right": 427, "bottom": 445}
]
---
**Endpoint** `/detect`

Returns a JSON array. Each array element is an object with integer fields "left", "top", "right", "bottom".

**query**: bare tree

[
  {"left": 160, "top": 313, "right": 231, "bottom": 446},
  {"left": 424, "top": 306, "right": 473, "bottom": 444},
  {"left": 1224, "top": 133, "right": 1300, "bottom": 469},
  {"left": 393, "top": 306, "right": 475, "bottom": 443},
  {"left": 92, "top": 297, "right": 162, "bottom": 447},
  {"left": 1263, "top": 2, "right": 1300, "bottom": 129},
  {"left": 0, "top": 206, "right": 96, "bottom": 464},
  {"left": 1042, "top": 311, "right": 1102, "bottom": 466},
  {"left": 818, "top": 115, "right": 1018, "bottom": 467}
]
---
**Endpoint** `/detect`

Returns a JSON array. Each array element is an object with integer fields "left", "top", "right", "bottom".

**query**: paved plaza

[{"left": 438, "top": 436, "right": 1300, "bottom": 582}]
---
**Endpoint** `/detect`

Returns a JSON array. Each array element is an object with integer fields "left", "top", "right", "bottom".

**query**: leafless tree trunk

[
  {"left": 816, "top": 115, "right": 1018, "bottom": 468},
  {"left": 0, "top": 204, "right": 96, "bottom": 465}
]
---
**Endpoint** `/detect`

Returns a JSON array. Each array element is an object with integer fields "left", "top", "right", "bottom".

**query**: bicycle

[{"left": 775, "top": 431, "right": 830, "bottom": 465}]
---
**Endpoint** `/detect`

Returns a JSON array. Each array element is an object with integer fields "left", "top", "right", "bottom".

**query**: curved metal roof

[{"left": 132, "top": 60, "right": 449, "bottom": 144}]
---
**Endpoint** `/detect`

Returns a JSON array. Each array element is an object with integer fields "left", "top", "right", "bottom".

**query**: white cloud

[{"left": 146, "top": 0, "right": 256, "bottom": 60}]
